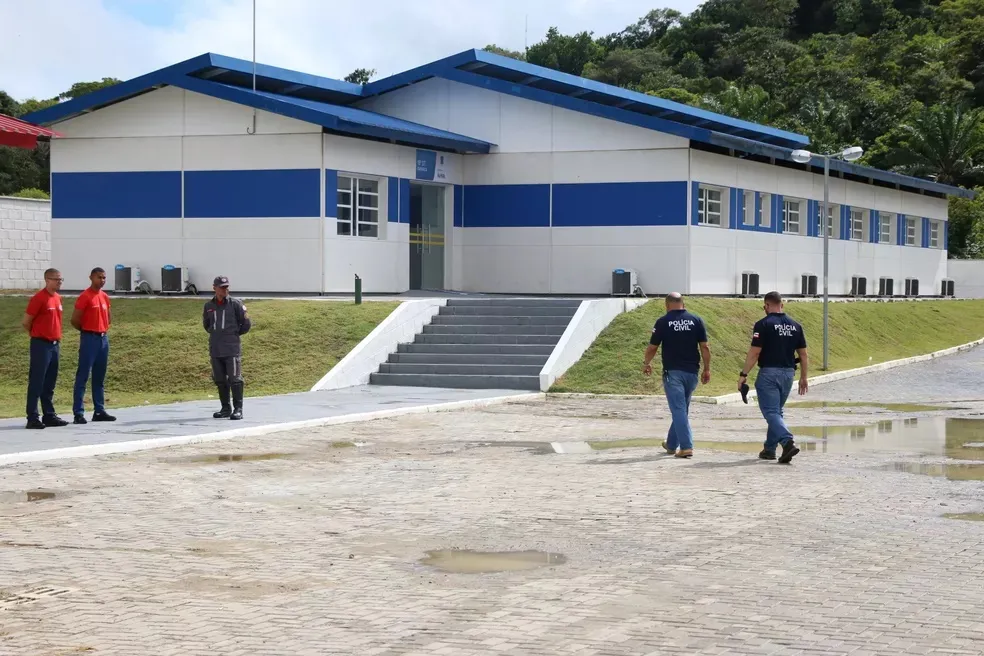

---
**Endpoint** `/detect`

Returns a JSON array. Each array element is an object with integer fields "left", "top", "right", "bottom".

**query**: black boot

[
  {"left": 230, "top": 382, "right": 244, "bottom": 421},
  {"left": 213, "top": 384, "right": 232, "bottom": 419}
]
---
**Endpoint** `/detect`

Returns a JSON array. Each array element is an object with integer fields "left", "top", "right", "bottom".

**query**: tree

[
  {"left": 58, "top": 78, "right": 121, "bottom": 100},
  {"left": 526, "top": 27, "right": 604, "bottom": 76},
  {"left": 343, "top": 68, "right": 376, "bottom": 85},
  {"left": 483, "top": 45, "right": 526, "bottom": 61},
  {"left": 703, "top": 84, "right": 777, "bottom": 123},
  {"left": 599, "top": 9, "right": 682, "bottom": 51},
  {"left": 946, "top": 189, "right": 984, "bottom": 258},
  {"left": 870, "top": 103, "right": 984, "bottom": 186}
]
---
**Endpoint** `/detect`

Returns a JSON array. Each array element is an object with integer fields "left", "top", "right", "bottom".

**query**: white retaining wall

[
  {"left": 948, "top": 260, "right": 984, "bottom": 298},
  {"left": 0, "top": 196, "right": 51, "bottom": 290}
]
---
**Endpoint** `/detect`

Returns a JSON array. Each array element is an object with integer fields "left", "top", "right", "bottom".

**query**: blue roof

[{"left": 22, "top": 50, "right": 972, "bottom": 198}]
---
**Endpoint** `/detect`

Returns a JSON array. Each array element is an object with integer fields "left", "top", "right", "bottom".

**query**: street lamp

[{"left": 789, "top": 145, "right": 864, "bottom": 372}]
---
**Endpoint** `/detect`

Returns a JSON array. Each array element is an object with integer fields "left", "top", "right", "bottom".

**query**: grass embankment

[
  {"left": 552, "top": 298, "right": 984, "bottom": 396},
  {"left": 0, "top": 297, "right": 397, "bottom": 418}
]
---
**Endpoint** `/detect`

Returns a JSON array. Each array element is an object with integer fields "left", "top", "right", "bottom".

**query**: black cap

[{"left": 213, "top": 276, "right": 230, "bottom": 287}]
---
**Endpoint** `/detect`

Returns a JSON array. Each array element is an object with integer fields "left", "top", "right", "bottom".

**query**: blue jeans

[
  {"left": 74, "top": 332, "right": 109, "bottom": 417},
  {"left": 755, "top": 367, "right": 795, "bottom": 452},
  {"left": 664, "top": 370, "right": 699, "bottom": 451},
  {"left": 27, "top": 338, "right": 60, "bottom": 420}
]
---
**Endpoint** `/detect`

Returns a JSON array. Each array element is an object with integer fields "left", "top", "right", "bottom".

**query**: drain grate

[{"left": 0, "top": 587, "right": 73, "bottom": 610}]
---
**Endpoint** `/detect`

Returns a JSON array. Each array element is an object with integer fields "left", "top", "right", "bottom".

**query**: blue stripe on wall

[
  {"left": 922, "top": 217, "right": 930, "bottom": 247},
  {"left": 463, "top": 184, "right": 550, "bottom": 228},
  {"left": 324, "top": 169, "right": 338, "bottom": 218},
  {"left": 728, "top": 188, "right": 738, "bottom": 229},
  {"left": 807, "top": 200, "right": 817, "bottom": 237},
  {"left": 552, "top": 181, "right": 688, "bottom": 227},
  {"left": 52, "top": 171, "right": 181, "bottom": 219},
  {"left": 690, "top": 181, "right": 700, "bottom": 226},
  {"left": 185, "top": 169, "right": 320, "bottom": 218},
  {"left": 453, "top": 185, "right": 463, "bottom": 227},
  {"left": 840, "top": 205, "right": 849, "bottom": 240},
  {"left": 399, "top": 179, "right": 410, "bottom": 223},
  {"left": 944, "top": 221, "right": 949, "bottom": 250},
  {"left": 869, "top": 210, "right": 878, "bottom": 243},
  {"left": 775, "top": 195, "right": 783, "bottom": 233},
  {"left": 387, "top": 178, "right": 399, "bottom": 223}
]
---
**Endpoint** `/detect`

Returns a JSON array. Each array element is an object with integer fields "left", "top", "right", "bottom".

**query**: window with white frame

[
  {"left": 814, "top": 203, "right": 837, "bottom": 237},
  {"left": 905, "top": 216, "right": 918, "bottom": 246},
  {"left": 698, "top": 186, "right": 723, "bottom": 226},
  {"left": 742, "top": 191, "right": 755, "bottom": 226},
  {"left": 930, "top": 220, "right": 940, "bottom": 248},
  {"left": 878, "top": 212, "right": 892, "bottom": 244},
  {"left": 337, "top": 175, "right": 380, "bottom": 238},
  {"left": 850, "top": 208, "right": 865, "bottom": 241},
  {"left": 782, "top": 199, "right": 801, "bottom": 234},
  {"left": 759, "top": 193, "right": 771, "bottom": 228}
]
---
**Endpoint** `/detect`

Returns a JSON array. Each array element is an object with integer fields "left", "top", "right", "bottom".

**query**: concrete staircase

[{"left": 369, "top": 298, "right": 582, "bottom": 390}]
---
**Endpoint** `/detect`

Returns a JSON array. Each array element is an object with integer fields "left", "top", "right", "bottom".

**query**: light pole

[{"left": 790, "top": 145, "right": 864, "bottom": 371}]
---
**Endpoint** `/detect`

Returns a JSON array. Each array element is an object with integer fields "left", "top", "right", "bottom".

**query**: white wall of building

[
  {"left": 0, "top": 197, "right": 51, "bottom": 290},
  {"left": 948, "top": 260, "right": 984, "bottom": 298}
]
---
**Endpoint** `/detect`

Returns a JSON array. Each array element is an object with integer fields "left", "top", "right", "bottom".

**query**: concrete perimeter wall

[{"left": 0, "top": 196, "right": 51, "bottom": 290}]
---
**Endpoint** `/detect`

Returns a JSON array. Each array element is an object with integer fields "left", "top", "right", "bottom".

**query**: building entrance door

[{"left": 409, "top": 183, "right": 446, "bottom": 291}]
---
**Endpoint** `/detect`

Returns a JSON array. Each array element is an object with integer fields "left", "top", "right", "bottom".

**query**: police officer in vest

[
  {"left": 643, "top": 292, "right": 711, "bottom": 458},
  {"left": 738, "top": 291, "right": 809, "bottom": 464},
  {"left": 203, "top": 276, "right": 251, "bottom": 420}
]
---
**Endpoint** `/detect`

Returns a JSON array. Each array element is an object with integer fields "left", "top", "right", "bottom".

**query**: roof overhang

[{"left": 0, "top": 113, "right": 62, "bottom": 149}]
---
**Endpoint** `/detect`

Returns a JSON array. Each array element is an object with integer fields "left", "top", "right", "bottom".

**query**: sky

[{"left": 0, "top": 0, "right": 702, "bottom": 101}]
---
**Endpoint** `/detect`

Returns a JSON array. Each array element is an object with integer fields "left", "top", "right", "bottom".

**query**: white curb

[{"left": 0, "top": 392, "right": 545, "bottom": 467}]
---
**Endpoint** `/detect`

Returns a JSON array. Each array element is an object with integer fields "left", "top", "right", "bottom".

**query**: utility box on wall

[
  {"left": 741, "top": 271, "right": 759, "bottom": 297},
  {"left": 611, "top": 269, "right": 637, "bottom": 296}
]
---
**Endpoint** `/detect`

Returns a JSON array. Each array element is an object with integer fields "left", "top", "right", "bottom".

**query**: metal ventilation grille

[{"left": 0, "top": 587, "right": 73, "bottom": 610}]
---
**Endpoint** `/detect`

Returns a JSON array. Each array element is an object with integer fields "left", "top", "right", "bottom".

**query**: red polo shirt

[
  {"left": 26, "top": 290, "right": 63, "bottom": 341},
  {"left": 75, "top": 288, "right": 111, "bottom": 333}
]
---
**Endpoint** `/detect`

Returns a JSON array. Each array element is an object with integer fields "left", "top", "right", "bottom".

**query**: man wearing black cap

[{"left": 202, "top": 276, "right": 251, "bottom": 420}]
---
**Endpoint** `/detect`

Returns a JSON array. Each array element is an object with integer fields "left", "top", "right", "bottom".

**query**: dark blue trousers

[
  {"left": 74, "top": 332, "right": 109, "bottom": 417},
  {"left": 27, "top": 338, "right": 60, "bottom": 420}
]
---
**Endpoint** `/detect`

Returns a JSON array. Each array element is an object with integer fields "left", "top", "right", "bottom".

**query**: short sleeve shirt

[
  {"left": 26, "top": 290, "right": 62, "bottom": 341},
  {"left": 751, "top": 313, "right": 806, "bottom": 369},
  {"left": 75, "top": 288, "right": 111, "bottom": 333},
  {"left": 649, "top": 309, "right": 708, "bottom": 374}
]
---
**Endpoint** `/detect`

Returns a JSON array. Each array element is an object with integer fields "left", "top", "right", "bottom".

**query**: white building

[{"left": 25, "top": 50, "right": 971, "bottom": 296}]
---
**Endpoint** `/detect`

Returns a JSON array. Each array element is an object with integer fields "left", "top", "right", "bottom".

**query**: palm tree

[{"left": 891, "top": 104, "right": 984, "bottom": 187}]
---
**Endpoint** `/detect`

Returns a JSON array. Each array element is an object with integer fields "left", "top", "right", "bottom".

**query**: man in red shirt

[
  {"left": 22, "top": 268, "right": 69, "bottom": 429},
  {"left": 71, "top": 267, "right": 116, "bottom": 424}
]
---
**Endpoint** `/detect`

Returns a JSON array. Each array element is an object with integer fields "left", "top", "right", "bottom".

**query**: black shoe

[
  {"left": 42, "top": 414, "right": 69, "bottom": 427},
  {"left": 778, "top": 440, "right": 800, "bottom": 464},
  {"left": 759, "top": 449, "right": 776, "bottom": 460},
  {"left": 230, "top": 408, "right": 243, "bottom": 421},
  {"left": 230, "top": 382, "right": 244, "bottom": 421},
  {"left": 73, "top": 415, "right": 87, "bottom": 425},
  {"left": 213, "top": 407, "right": 232, "bottom": 419},
  {"left": 214, "top": 384, "right": 232, "bottom": 419},
  {"left": 26, "top": 418, "right": 45, "bottom": 430},
  {"left": 92, "top": 412, "right": 116, "bottom": 422}
]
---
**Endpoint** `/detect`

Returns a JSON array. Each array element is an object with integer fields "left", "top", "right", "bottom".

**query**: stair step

[
  {"left": 379, "top": 363, "right": 543, "bottom": 376},
  {"left": 439, "top": 305, "right": 579, "bottom": 317},
  {"left": 423, "top": 324, "right": 567, "bottom": 336},
  {"left": 397, "top": 344, "right": 555, "bottom": 355},
  {"left": 369, "top": 373, "right": 541, "bottom": 391},
  {"left": 388, "top": 353, "right": 548, "bottom": 366},
  {"left": 415, "top": 334, "right": 561, "bottom": 345},
  {"left": 446, "top": 298, "right": 582, "bottom": 308},
  {"left": 432, "top": 315, "right": 573, "bottom": 326}
]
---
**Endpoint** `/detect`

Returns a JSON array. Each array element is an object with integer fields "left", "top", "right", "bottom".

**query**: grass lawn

[
  {"left": 552, "top": 298, "right": 984, "bottom": 396},
  {"left": 0, "top": 297, "right": 398, "bottom": 419}
]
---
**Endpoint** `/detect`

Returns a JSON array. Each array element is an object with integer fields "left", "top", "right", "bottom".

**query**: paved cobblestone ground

[{"left": 2, "top": 351, "right": 984, "bottom": 655}]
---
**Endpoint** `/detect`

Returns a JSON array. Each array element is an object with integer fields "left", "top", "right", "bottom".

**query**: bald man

[{"left": 643, "top": 292, "right": 711, "bottom": 458}]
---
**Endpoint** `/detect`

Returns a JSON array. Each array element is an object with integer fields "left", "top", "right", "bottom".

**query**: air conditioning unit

[
  {"left": 800, "top": 273, "right": 818, "bottom": 297},
  {"left": 161, "top": 264, "right": 197, "bottom": 295},
  {"left": 941, "top": 279, "right": 955, "bottom": 297},
  {"left": 878, "top": 277, "right": 894, "bottom": 297},
  {"left": 904, "top": 278, "right": 920, "bottom": 297},
  {"left": 850, "top": 276, "right": 867, "bottom": 297},
  {"left": 611, "top": 268, "right": 637, "bottom": 296},
  {"left": 114, "top": 264, "right": 151, "bottom": 294},
  {"left": 741, "top": 271, "right": 760, "bottom": 297}
]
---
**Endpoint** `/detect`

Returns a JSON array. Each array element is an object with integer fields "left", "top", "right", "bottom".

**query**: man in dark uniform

[
  {"left": 738, "top": 291, "right": 809, "bottom": 464},
  {"left": 203, "top": 276, "right": 251, "bottom": 420},
  {"left": 643, "top": 292, "right": 711, "bottom": 458}
]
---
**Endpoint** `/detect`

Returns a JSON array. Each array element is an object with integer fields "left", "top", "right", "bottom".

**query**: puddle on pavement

[
  {"left": 419, "top": 549, "right": 567, "bottom": 573},
  {"left": 470, "top": 441, "right": 556, "bottom": 455},
  {"left": 785, "top": 401, "right": 943, "bottom": 412},
  {"left": 0, "top": 489, "right": 60, "bottom": 504},
  {"left": 944, "top": 513, "right": 984, "bottom": 522},
  {"left": 162, "top": 452, "right": 297, "bottom": 464},
  {"left": 789, "top": 418, "right": 984, "bottom": 459},
  {"left": 886, "top": 462, "right": 984, "bottom": 481}
]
